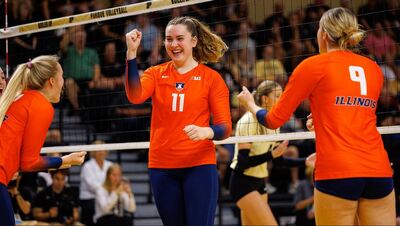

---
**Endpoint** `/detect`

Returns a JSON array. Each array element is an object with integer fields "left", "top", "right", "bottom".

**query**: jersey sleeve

[
  {"left": 19, "top": 99, "right": 57, "bottom": 171},
  {"left": 209, "top": 71, "right": 232, "bottom": 139},
  {"left": 125, "top": 59, "right": 155, "bottom": 104},
  {"left": 266, "top": 56, "right": 325, "bottom": 129}
]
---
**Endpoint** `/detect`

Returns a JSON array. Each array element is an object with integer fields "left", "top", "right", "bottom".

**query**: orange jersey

[
  {"left": 266, "top": 51, "right": 392, "bottom": 180},
  {"left": 126, "top": 61, "right": 232, "bottom": 168},
  {"left": 0, "top": 90, "right": 54, "bottom": 185}
]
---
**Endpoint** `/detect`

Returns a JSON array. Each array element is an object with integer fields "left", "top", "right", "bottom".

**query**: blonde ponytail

[
  {"left": 0, "top": 55, "right": 59, "bottom": 127},
  {"left": 0, "top": 65, "right": 29, "bottom": 127},
  {"left": 320, "top": 7, "right": 365, "bottom": 51}
]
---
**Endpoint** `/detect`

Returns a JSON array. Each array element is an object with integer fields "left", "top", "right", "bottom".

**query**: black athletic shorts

[{"left": 229, "top": 170, "right": 266, "bottom": 203}]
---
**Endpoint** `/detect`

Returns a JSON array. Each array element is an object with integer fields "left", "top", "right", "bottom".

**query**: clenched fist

[{"left": 125, "top": 29, "right": 142, "bottom": 60}]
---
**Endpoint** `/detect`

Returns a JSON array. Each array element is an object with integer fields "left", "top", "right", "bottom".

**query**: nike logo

[{"left": 161, "top": 75, "right": 169, "bottom": 78}]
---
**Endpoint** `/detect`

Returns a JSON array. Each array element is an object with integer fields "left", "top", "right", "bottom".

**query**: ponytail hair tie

[{"left": 26, "top": 59, "right": 32, "bottom": 69}]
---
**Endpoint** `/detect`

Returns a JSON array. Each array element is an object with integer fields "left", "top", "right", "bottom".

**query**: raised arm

[
  {"left": 125, "top": 29, "right": 155, "bottom": 104},
  {"left": 238, "top": 57, "right": 324, "bottom": 129}
]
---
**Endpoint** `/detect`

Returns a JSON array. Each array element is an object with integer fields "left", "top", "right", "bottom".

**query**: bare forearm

[{"left": 16, "top": 195, "right": 31, "bottom": 215}]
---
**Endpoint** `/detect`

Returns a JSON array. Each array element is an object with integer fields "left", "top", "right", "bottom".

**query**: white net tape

[
  {"left": 0, "top": 0, "right": 211, "bottom": 39},
  {"left": 41, "top": 125, "right": 400, "bottom": 153}
]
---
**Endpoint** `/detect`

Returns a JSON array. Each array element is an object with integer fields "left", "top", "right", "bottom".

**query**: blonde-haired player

[{"left": 238, "top": 7, "right": 395, "bottom": 225}]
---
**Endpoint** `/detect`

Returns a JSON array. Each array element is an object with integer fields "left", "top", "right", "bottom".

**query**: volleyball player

[
  {"left": 230, "top": 80, "right": 315, "bottom": 225},
  {"left": 0, "top": 55, "right": 87, "bottom": 226},
  {"left": 125, "top": 17, "right": 232, "bottom": 226},
  {"left": 238, "top": 7, "right": 395, "bottom": 225}
]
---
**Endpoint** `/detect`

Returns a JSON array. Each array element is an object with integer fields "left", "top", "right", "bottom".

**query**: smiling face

[{"left": 164, "top": 24, "right": 197, "bottom": 67}]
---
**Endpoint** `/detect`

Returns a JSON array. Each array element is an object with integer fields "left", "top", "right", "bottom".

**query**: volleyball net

[{"left": 0, "top": 0, "right": 398, "bottom": 155}]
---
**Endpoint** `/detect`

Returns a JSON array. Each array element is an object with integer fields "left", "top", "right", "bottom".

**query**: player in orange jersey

[
  {"left": 0, "top": 55, "right": 86, "bottom": 226},
  {"left": 238, "top": 7, "right": 395, "bottom": 225},
  {"left": 125, "top": 17, "right": 232, "bottom": 226}
]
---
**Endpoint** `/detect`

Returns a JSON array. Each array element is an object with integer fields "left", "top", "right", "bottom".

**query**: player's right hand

[
  {"left": 62, "top": 151, "right": 87, "bottom": 167},
  {"left": 125, "top": 29, "right": 142, "bottom": 58}
]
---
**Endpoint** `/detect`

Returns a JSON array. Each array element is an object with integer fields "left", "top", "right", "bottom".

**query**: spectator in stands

[
  {"left": 255, "top": 45, "right": 287, "bottom": 86},
  {"left": 88, "top": 0, "right": 127, "bottom": 58},
  {"left": 224, "top": 0, "right": 249, "bottom": 31},
  {"left": 60, "top": 27, "right": 100, "bottom": 113},
  {"left": 294, "top": 165, "right": 316, "bottom": 226},
  {"left": 7, "top": 173, "right": 33, "bottom": 221},
  {"left": 229, "top": 21, "right": 257, "bottom": 89},
  {"left": 87, "top": 42, "right": 125, "bottom": 132},
  {"left": 376, "top": 86, "right": 400, "bottom": 127},
  {"left": 92, "top": 42, "right": 125, "bottom": 90},
  {"left": 382, "top": 0, "right": 400, "bottom": 42},
  {"left": 264, "top": 0, "right": 289, "bottom": 45},
  {"left": 364, "top": 21, "right": 397, "bottom": 62},
  {"left": 9, "top": 2, "right": 38, "bottom": 67},
  {"left": 94, "top": 164, "right": 136, "bottom": 226},
  {"left": 230, "top": 20, "right": 256, "bottom": 68},
  {"left": 37, "top": 153, "right": 68, "bottom": 190},
  {"left": 112, "top": 91, "right": 151, "bottom": 143},
  {"left": 357, "top": 0, "right": 384, "bottom": 30},
  {"left": 80, "top": 141, "right": 113, "bottom": 226},
  {"left": 32, "top": 169, "right": 81, "bottom": 225}
]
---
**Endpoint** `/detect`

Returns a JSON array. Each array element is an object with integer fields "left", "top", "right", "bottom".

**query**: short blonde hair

[{"left": 319, "top": 7, "right": 364, "bottom": 50}]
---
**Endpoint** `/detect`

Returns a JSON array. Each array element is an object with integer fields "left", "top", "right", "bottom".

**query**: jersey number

[
  {"left": 172, "top": 93, "right": 185, "bottom": 112},
  {"left": 349, "top": 66, "right": 367, "bottom": 96}
]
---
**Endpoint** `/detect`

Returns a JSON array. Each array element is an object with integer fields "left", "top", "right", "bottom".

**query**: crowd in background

[{"left": 0, "top": 0, "right": 399, "bottom": 225}]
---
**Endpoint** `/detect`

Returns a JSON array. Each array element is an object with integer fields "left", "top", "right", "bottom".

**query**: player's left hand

[
  {"left": 306, "top": 152, "right": 316, "bottom": 167},
  {"left": 183, "top": 125, "right": 214, "bottom": 141}
]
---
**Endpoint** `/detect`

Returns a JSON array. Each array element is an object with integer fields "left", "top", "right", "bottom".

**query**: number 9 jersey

[
  {"left": 264, "top": 50, "right": 392, "bottom": 181},
  {"left": 126, "top": 61, "right": 232, "bottom": 169}
]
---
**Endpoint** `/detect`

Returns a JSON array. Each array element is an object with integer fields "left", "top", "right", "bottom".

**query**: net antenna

[
  {"left": 3, "top": 0, "right": 9, "bottom": 78},
  {"left": 0, "top": 0, "right": 212, "bottom": 39}
]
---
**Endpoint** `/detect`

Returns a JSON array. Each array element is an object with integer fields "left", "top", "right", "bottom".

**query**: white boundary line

[
  {"left": 0, "top": 0, "right": 212, "bottom": 39},
  {"left": 41, "top": 126, "right": 400, "bottom": 153}
]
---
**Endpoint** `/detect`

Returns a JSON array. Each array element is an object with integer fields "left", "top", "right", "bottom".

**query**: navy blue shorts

[
  {"left": 0, "top": 183, "right": 15, "bottom": 226},
  {"left": 149, "top": 164, "right": 218, "bottom": 226},
  {"left": 315, "top": 177, "right": 393, "bottom": 201}
]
